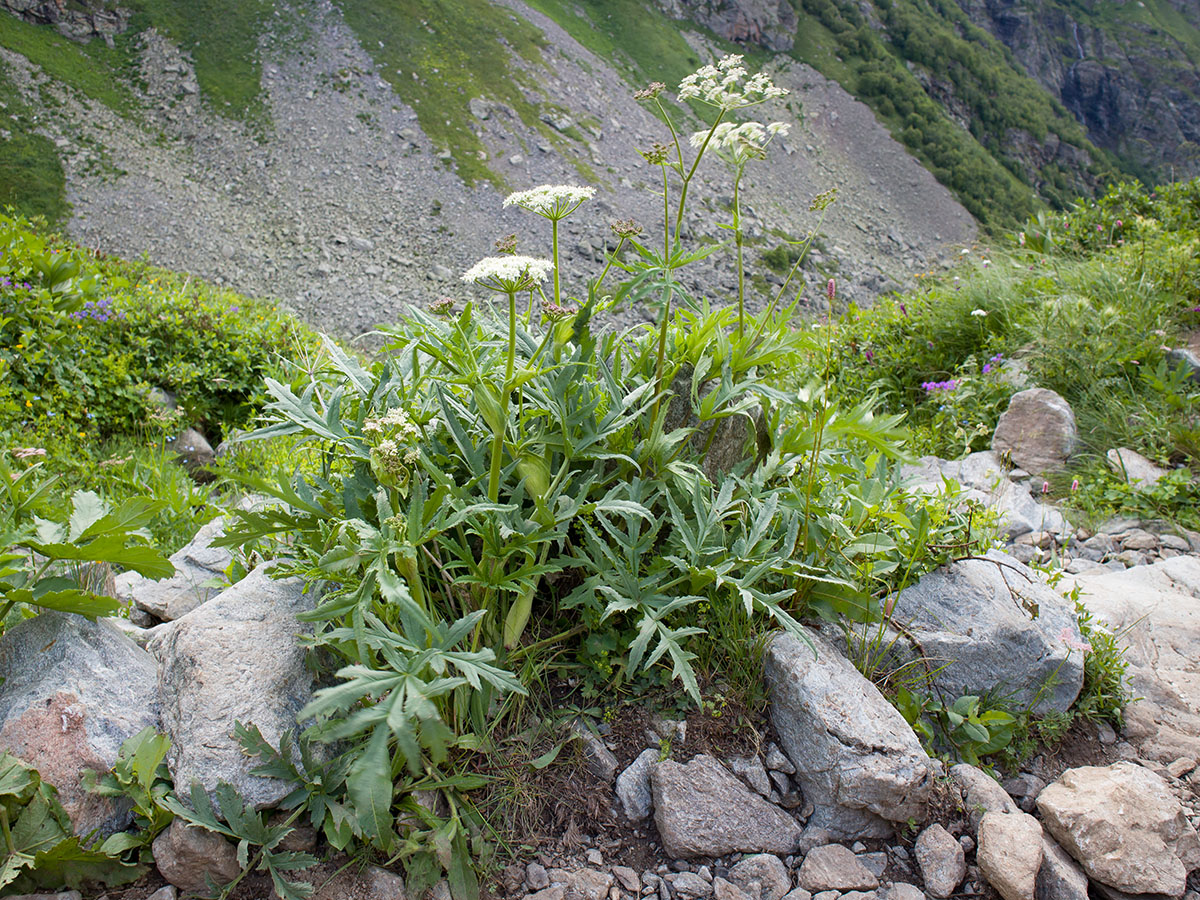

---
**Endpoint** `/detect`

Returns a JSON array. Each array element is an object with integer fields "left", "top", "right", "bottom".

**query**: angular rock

[
  {"left": 728, "top": 755, "right": 771, "bottom": 796},
  {"left": 991, "top": 388, "right": 1077, "bottom": 474},
  {"left": 796, "top": 845, "right": 879, "bottom": 892},
  {"left": 151, "top": 566, "right": 316, "bottom": 810},
  {"left": 914, "top": 824, "right": 965, "bottom": 898},
  {"left": 152, "top": 818, "right": 241, "bottom": 893},
  {"left": 546, "top": 868, "right": 613, "bottom": 900},
  {"left": 881, "top": 885, "right": 924, "bottom": 900},
  {"left": 976, "top": 811, "right": 1043, "bottom": 900},
  {"left": 616, "top": 748, "right": 659, "bottom": 821},
  {"left": 728, "top": 853, "right": 790, "bottom": 900},
  {"left": 527, "top": 863, "right": 550, "bottom": 890},
  {"left": 0, "top": 612, "right": 158, "bottom": 836},
  {"left": 651, "top": 755, "right": 802, "bottom": 857},
  {"left": 765, "top": 743, "right": 795, "bottom": 775},
  {"left": 1036, "top": 835, "right": 1088, "bottom": 900},
  {"left": 117, "top": 517, "right": 233, "bottom": 621},
  {"left": 612, "top": 866, "right": 640, "bottom": 893},
  {"left": 714, "top": 879, "right": 754, "bottom": 900},
  {"left": 667, "top": 872, "right": 713, "bottom": 898},
  {"left": 569, "top": 720, "right": 618, "bottom": 784},
  {"left": 663, "top": 364, "right": 765, "bottom": 480},
  {"left": 174, "top": 427, "right": 216, "bottom": 473},
  {"left": 765, "top": 630, "right": 933, "bottom": 838},
  {"left": 885, "top": 550, "right": 1084, "bottom": 713},
  {"left": 950, "top": 764, "right": 1018, "bottom": 829},
  {"left": 1107, "top": 448, "right": 1169, "bottom": 490},
  {"left": 1036, "top": 761, "right": 1200, "bottom": 897},
  {"left": 363, "top": 865, "right": 407, "bottom": 899},
  {"left": 1167, "top": 347, "right": 1200, "bottom": 384}
]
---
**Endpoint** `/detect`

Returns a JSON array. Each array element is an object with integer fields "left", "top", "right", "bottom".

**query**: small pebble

[{"left": 587, "top": 849, "right": 604, "bottom": 867}]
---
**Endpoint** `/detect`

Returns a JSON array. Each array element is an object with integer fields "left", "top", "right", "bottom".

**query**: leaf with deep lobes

[{"left": 347, "top": 726, "right": 395, "bottom": 851}]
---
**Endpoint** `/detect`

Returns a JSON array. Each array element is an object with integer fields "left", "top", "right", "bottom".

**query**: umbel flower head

[
  {"left": 678, "top": 54, "right": 787, "bottom": 111},
  {"left": 503, "top": 184, "right": 595, "bottom": 221},
  {"left": 462, "top": 255, "right": 554, "bottom": 292},
  {"left": 689, "top": 121, "right": 789, "bottom": 162}
]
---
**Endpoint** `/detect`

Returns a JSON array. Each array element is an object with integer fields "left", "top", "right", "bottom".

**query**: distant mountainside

[{"left": 0, "top": 0, "right": 1196, "bottom": 329}]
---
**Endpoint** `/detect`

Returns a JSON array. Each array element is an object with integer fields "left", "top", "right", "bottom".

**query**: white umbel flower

[
  {"left": 678, "top": 54, "right": 787, "bottom": 110},
  {"left": 462, "top": 255, "right": 554, "bottom": 291},
  {"left": 503, "top": 184, "right": 595, "bottom": 219}
]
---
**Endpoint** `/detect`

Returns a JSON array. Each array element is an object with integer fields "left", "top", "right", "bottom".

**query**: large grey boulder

[
  {"left": 116, "top": 517, "right": 232, "bottom": 622},
  {"left": 0, "top": 613, "right": 158, "bottom": 837},
  {"left": 1036, "top": 761, "right": 1200, "bottom": 897},
  {"left": 991, "top": 388, "right": 1077, "bottom": 474},
  {"left": 663, "top": 364, "right": 764, "bottom": 480},
  {"left": 150, "top": 566, "right": 316, "bottom": 810},
  {"left": 1058, "top": 556, "right": 1200, "bottom": 760},
  {"left": 765, "top": 630, "right": 933, "bottom": 838},
  {"left": 884, "top": 550, "right": 1084, "bottom": 714},
  {"left": 650, "top": 755, "right": 802, "bottom": 857}
]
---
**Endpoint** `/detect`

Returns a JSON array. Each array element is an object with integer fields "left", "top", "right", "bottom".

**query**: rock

[
  {"left": 765, "top": 744, "right": 795, "bottom": 775},
  {"left": 527, "top": 863, "right": 550, "bottom": 890},
  {"left": 663, "top": 364, "right": 765, "bottom": 480},
  {"left": 151, "top": 566, "right": 316, "bottom": 810},
  {"left": 884, "top": 550, "right": 1084, "bottom": 713},
  {"left": 1036, "top": 835, "right": 1088, "bottom": 900},
  {"left": 796, "top": 845, "right": 879, "bottom": 892},
  {"left": 667, "top": 873, "right": 713, "bottom": 898},
  {"left": 547, "top": 868, "right": 613, "bottom": 900},
  {"left": 174, "top": 427, "right": 215, "bottom": 473},
  {"left": 881, "top": 885, "right": 924, "bottom": 900},
  {"left": 570, "top": 720, "right": 618, "bottom": 784},
  {"left": 714, "top": 879, "right": 754, "bottom": 900},
  {"left": 362, "top": 866, "right": 407, "bottom": 899},
  {"left": 613, "top": 866, "right": 641, "bottom": 893},
  {"left": 651, "top": 755, "right": 802, "bottom": 857},
  {"left": 951, "top": 763, "right": 1019, "bottom": 830},
  {"left": 616, "top": 748, "right": 659, "bottom": 821},
  {"left": 913, "top": 824, "right": 965, "bottom": 898},
  {"left": 1167, "top": 347, "right": 1200, "bottom": 384},
  {"left": 1106, "top": 448, "right": 1169, "bottom": 489},
  {"left": 856, "top": 852, "right": 887, "bottom": 879},
  {"left": 152, "top": 819, "right": 241, "bottom": 893},
  {"left": 991, "top": 388, "right": 1077, "bottom": 473},
  {"left": 117, "top": 517, "right": 232, "bottom": 621},
  {"left": 728, "top": 854, "right": 791, "bottom": 900},
  {"left": 765, "top": 631, "right": 933, "bottom": 838},
  {"left": 4, "top": 893, "right": 83, "bottom": 900},
  {"left": 1036, "top": 761, "right": 1200, "bottom": 896},
  {"left": 728, "top": 755, "right": 772, "bottom": 796},
  {"left": 0, "top": 612, "right": 158, "bottom": 837},
  {"left": 1057, "top": 557, "right": 1200, "bottom": 761},
  {"left": 976, "top": 811, "right": 1043, "bottom": 900},
  {"left": 1119, "top": 528, "right": 1158, "bottom": 551},
  {"left": 527, "top": 888, "right": 565, "bottom": 900}
]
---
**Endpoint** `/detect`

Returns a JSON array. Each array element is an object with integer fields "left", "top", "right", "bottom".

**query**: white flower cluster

[
  {"left": 461, "top": 255, "right": 554, "bottom": 289},
  {"left": 363, "top": 407, "right": 419, "bottom": 440},
  {"left": 503, "top": 184, "right": 596, "bottom": 219},
  {"left": 689, "top": 121, "right": 790, "bottom": 162},
  {"left": 677, "top": 54, "right": 787, "bottom": 110}
]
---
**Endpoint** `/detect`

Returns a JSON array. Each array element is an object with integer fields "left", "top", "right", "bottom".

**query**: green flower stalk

[
  {"left": 461, "top": 255, "right": 553, "bottom": 502},
  {"left": 503, "top": 185, "right": 595, "bottom": 311}
]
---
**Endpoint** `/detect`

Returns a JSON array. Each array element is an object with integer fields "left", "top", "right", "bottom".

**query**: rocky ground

[
  {"left": 2, "top": 383, "right": 1199, "bottom": 900},
  {"left": 2, "top": 0, "right": 973, "bottom": 338}
]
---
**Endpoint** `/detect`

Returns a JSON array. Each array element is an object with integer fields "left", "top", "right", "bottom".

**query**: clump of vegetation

[
  {"left": 0, "top": 54, "right": 1150, "bottom": 900},
  {"left": 825, "top": 178, "right": 1200, "bottom": 529}
]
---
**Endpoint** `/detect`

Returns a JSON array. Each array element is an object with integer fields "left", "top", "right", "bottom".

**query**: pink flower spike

[
  {"left": 1058, "top": 626, "right": 1091, "bottom": 654},
  {"left": 1071, "top": 479, "right": 1080, "bottom": 492},
  {"left": 1041, "top": 481, "right": 1050, "bottom": 494}
]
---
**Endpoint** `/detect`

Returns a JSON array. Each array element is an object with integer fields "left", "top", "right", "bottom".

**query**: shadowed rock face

[
  {"left": 959, "top": 0, "right": 1200, "bottom": 181},
  {"left": 0, "top": 612, "right": 160, "bottom": 836}
]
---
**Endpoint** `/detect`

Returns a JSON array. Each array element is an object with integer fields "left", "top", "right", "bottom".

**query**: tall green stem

[
  {"left": 551, "top": 219, "right": 561, "bottom": 308},
  {"left": 487, "top": 290, "right": 518, "bottom": 503},
  {"left": 733, "top": 168, "right": 745, "bottom": 338}
]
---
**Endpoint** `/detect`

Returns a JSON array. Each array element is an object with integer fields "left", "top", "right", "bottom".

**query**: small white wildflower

[
  {"left": 960, "top": 248, "right": 971, "bottom": 255},
  {"left": 971, "top": 309, "right": 988, "bottom": 317},
  {"left": 462, "top": 255, "right": 554, "bottom": 291},
  {"left": 503, "top": 184, "right": 595, "bottom": 220},
  {"left": 766, "top": 121, "right": 790, "bottom": 136},
  {"left": 676, "top": 54, "right": 787, "bottom": 111},
  {"left": 404, "top": 447, "right": 420, "bottom": 464}
]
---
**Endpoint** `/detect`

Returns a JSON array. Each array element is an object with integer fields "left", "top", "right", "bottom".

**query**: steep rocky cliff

[{"left": 957, "top": 0, "right": 1200, "bottom": 180}]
